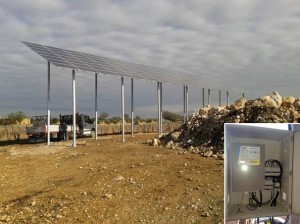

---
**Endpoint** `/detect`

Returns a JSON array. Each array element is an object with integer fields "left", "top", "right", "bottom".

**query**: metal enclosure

[
  {"left": 225, "top": 124, "right": 295, "bottom": 220},
  {"left": 292, "top": 131, "right": 300, "bottom": 215}
]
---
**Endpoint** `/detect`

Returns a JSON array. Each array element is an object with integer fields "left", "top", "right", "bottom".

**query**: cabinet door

[{"left": 292, "top": 131, "right": 300, "bottom": 215}]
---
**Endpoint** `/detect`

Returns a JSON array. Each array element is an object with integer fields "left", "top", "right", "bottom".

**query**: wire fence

[{"left": 0, "top": 122, "right": 182, "bottom": 141}]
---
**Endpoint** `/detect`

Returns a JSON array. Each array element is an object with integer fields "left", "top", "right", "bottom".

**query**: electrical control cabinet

[{"left": 225, "top": 124, "right": 300, "bottom": 221}]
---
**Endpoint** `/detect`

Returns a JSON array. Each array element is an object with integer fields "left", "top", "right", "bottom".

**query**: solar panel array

[{"left": 22, "top": 41, "right": 246, "bottom": 93}]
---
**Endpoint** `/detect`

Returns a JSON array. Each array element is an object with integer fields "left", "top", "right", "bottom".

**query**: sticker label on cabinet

[{"left": 238, "top": 145, "right": 260, "bottom": 165}]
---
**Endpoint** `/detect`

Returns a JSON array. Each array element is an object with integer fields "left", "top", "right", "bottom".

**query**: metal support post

[
  {"left": 219, "top": 90, "right": 221, "bottom": 106},
  {"left": 208, "top": 89, "right": 211, "bottom": 105},
  {"left": 227, "top": 91, "right": 229, "bottom": 106},
  {"left": 160, "top": 82, "right": 163, "bottom": 134},
  {"left": 72, "top": 70, "right": 76, "bottom": 147},
  {"left": 157, "top": 82, "right": 161, "bottom": 135},
  {"left": 202, "top": 88, "right": 205, "bottom": 108},
  {"left": 95, "top": 73, "right": 98, "bottom": 140},
  {"left": 121, "top": 77, "right": 125, "bottom": 142},
  {"left": 186, "top": 85, "right": 189, "bottom": 122},
  {"left": 47, "top": 62, "right": 51, "bottom": 146},
  {"left": 242, "top": 92, "right": 245, "bottom": 98},
  {"left": 131, "top": 78, "right": 134, "bottom": 137},
  {"left": 183, "top": 85, "right": 186, "bottom": 123}
]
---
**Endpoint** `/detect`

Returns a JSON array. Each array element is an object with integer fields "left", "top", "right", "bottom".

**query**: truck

[
  {"left": 59, "top": 113, "right": 96, "bottom": 138},
  {"left": 26, "top": 115, "right": 59, "bottom": 142},
  {"left": 26, "top": 114, "right": 96, "bottom": 142}
]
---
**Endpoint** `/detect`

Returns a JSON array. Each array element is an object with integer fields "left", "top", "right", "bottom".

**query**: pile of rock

[{"left": 151, "top": 92, "right": 300, "bottom": 158}]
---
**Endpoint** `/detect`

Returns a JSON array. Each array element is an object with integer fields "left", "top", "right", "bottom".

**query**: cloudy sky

[{"left": 1, "top": 0, "right": 300, "bottom": 118}]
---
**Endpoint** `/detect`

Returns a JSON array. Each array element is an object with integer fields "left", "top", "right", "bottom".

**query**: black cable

[
  {"left": 259, "top": 191, "right": 262, "bottom": 207},
  {"left": 247, "top": 191, "right": 263, "bottom": 210},
  {"left": 270, "top": 190, "right": 279, "bottom": 207},
  {"left": 261, "top": 189, "right": 274, "bottom": 205}
]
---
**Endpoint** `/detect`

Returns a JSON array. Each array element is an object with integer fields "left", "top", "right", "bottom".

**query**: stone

[
  {"left": 261, "top": 96, "right": 277, "bottom": 108},
  {"left": 201, "top": 211, "right": 210, "bottom": 217},
  {"left": 231, "top": 98, "right": 247, "bottom": 109},
  {"left": 152, "top": 138, "right": 160, "bottom": 146},
  {"left": 198, "top": 107, "right": 210, "bottom": 116},
  {"left": 165, "top": 140, "right": 174, "bottom": 148},
  {"left": 282, "top": 96, "right": 295, "bottom": 108},
  {"left": 250, "top": 99, "right": 263, "bottom": 107},
  {"left": 293, "top": 99, "right": 300, "bottom": 109},
  {"left": 170, "top": 132, "right": 180, "bottom": 141},
  {"left": 270, "top": 91, "right": 282, "bottom": 107},
  {"left": 113, "top": 175, "right": 124, "bottom": 181},
  {"left": 209, "top": 106, "right": 224, "bottom": 115},
  {"left": 218, "top": 154, "right": 224, "bottom": 160},
  {"left": 104, "top": 194, "right": 113, "bottom": 199}
]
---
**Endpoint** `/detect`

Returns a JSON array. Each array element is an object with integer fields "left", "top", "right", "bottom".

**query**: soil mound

[{"left": 156, "top": 92, "right": 300, "bottom": 158}]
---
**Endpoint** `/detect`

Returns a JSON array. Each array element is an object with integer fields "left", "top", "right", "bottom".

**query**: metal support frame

[
  {"left": 186, "top": 85, "right": 189, "bottom": 122},
  {"left": 160, "top": 82, "right": 163, "bottom": 134},
  {"left": 183, "top": 85, "right": 186, "bottom": 123},
  {"left": 72, "top": 70, "right": 76, "bottom": 147},
  {"left": 202, "top": 88, "right": 205, "bottom": 108},
  {"left": 183, "top": 85, "right": 189, "bottom": 123},
  {"left": 227, "top": 91, "right": 229, "bottom": 106},
  {"left": 131, "top": 78, "right": 134, "bottom": 137},
  {"left": 208, "top": 88, "right": 211, "bottom": 105},
  {"left": 157, "top": 82, "right": 161, "bottom": 135},
  {"left": 47, "top": 62, "right": 51, "bottom": 146},
  {"left": 219, "top": 90, "right": 221, "bottom": 106},
  {"left": 121, "top": 77, "right": 125, "bottom": 142},
  {"left": 95, "top": 73, "right": 98, "bottom": 140}
]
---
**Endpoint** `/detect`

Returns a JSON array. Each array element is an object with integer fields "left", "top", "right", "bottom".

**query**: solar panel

[{"left": 22, "top": 41, "right": 247, "bottom": 93}]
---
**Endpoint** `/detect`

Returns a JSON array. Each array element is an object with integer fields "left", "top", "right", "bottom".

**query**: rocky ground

[
  {"left": 155, "top": 92, "right": 300, "bottom": 157},
  {"left": 0, "top": 133, "right": 223, "bottom": 224}
]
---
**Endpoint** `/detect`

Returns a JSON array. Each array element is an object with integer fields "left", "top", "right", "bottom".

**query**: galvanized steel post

[
  {"left": 72, "top": 70, "right": 76, "bottom": 147},
  {"left": 121, "top": 77, "right": 125, "bottom": 142},
  {"left": 202, "top": 88, "right": 205, "bottom": 108},
  {"left": 208, "top": 89, "right": 211, "bottom": 105},
  {"left": 131, "top": 78, "right": 134, "bottom": 137},
  {"left": 157, "top": 82, "right": 161, "bottom": 135},
  {"left": 160, "top": 82, "right": 163, "bottom": 134},
  {"left": 95, "top": 73, "right": 98, "bottom": 140},
  {"left": 219, "top": 90, "right": 221, "bottom": 106},
  {"left": 47, "top": 61, "right": 51, "bottom": 146},
  {"left": 186, "top": 85, "right": 189, "bottom": 122},
  {"left": 183, "top": 85, "right": 186, "bottom": 123},
  {"left": 227, "top": 91, "right": 229, "bottom": 106}
]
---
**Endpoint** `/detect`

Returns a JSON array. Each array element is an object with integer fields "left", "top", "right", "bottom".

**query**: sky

[{"left": 1, "top": 0, "right": 300, "bottom": 118}]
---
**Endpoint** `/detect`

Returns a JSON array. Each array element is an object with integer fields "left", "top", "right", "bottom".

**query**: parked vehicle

[
  {"left": 26, "top": 113, "right": 95, "bottom": 142},
  {"left": 59, "top": 113, "right": 95, "bottom": 138},
  {"left": 26, "top": 115, "right": 59, "bottom": 142}
]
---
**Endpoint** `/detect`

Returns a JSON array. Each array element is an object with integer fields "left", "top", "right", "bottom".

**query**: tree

[
  {"left": 7, "top": 111, "right": 27, "bottom": 124},
  {"left": 99, "top": 112, "right": 109, "bottom": 120},
  {"left": 162, "top": 111, "right": 183, "bottom": 122},
  {"left": 109, "top": 116, "right": 121, "bottom": 124},
  {"left": 51, "top": 117, "right": 59, "bottom": 124}
]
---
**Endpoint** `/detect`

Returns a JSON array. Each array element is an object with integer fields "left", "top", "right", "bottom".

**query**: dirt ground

[{"left": 0, "top": 133, "right": 224, "bottom": 224}]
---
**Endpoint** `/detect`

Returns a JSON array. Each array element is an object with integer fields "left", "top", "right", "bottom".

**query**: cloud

[{"left": 1, "top": 0, "right": 300, "bottom": 117}]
